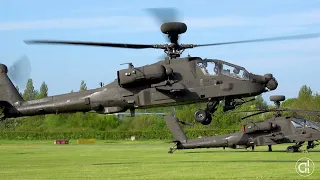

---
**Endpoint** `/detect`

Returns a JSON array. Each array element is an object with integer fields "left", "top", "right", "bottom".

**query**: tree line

[
  {"left": 0, "top": 78, "right": 319, "bottom": 140},
  {"left": 16, "top": 79, "right": 88, "bottom": 101}
]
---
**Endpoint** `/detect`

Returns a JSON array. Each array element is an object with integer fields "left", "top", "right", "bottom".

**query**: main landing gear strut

[
  {"left": 286, "top": 142, "right": 303, "bottom": 153},
  {"left": 193, "top": 98, "right": 254, "bottom": 125},
  {"left": 287, "top": 141, "right": 319, "bottom": 153},
  {"left": 194, "top": 101, "right": 219, "bottom": 125}
]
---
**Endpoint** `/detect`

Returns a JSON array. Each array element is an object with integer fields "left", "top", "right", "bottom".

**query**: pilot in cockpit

[
  {"left": 233, "top": 68, "right": 240, "bottom": 75},
  {"left": 226, "top": 69, "right": 231, "bottom": 75},
  {"left": 233, "top": 68, "right": 240, "bottom": 78},
  {"left": 200, "top": 62, "right": 209, "bottom": 74},
  {"left": 214, "top": 63, "right": 219, "bottom": 75}
]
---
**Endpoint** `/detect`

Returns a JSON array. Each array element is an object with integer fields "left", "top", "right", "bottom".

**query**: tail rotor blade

[
  {"left": 7, "top": 55, "right": 31, "bottom": 88},
  {"left": 145, "top": 7, "right": 181, "bottom": 43},
  {"left": 145, "top": 7, "right": 180, "bottom": 24}
]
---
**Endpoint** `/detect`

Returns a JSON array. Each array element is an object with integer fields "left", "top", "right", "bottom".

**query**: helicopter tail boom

[{"left": 0, "top": 64, "right": 131, "bottom": 119}]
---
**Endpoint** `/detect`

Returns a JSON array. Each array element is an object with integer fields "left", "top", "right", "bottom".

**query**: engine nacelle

[
  {"left": 117, "top": 64, "right": 168, "bottom": 87},
  {"left": 244, "top": 121, "right": 277, "bottom": 134}
]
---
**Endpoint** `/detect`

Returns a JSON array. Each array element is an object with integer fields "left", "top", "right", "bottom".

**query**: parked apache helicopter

[
  {"left": 1, "top": 8, "right": 320, "bottom": 126},
  {"left": 165, "top": 95, "right": 320, "bottom": 153}
]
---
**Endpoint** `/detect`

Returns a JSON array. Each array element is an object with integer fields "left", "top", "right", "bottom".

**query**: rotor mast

[{"left": 160, "top": 22, "right": 188, "bottom": 59}]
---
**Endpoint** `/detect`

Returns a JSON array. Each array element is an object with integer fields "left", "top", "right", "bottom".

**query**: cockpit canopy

[
  {"left": 196, "top": 59, "right": 250, "bottom": 80},
  {"left": 291, "top": 118, "right": 320, "bottom": 131}
]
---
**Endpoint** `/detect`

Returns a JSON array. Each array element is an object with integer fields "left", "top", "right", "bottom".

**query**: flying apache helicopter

[
  {"left": 165, "top": 95, "right": 320, "bottom": 153},
  {"left": 1, "top": 8, "right": 320, "bottom": 126}
]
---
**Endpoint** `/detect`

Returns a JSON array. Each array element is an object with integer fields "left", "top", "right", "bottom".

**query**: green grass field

[{"left": 0, "top": 140, "right": 319, "bottom": 179}]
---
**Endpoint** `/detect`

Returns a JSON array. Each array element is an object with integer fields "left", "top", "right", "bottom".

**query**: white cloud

[{"left": 0, "top": 9, "right": 319, "bottom": 32}]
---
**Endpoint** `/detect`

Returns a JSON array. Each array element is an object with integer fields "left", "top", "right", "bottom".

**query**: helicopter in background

[{"left": 165, "top": 95, "right": 320, "bottom": 153}]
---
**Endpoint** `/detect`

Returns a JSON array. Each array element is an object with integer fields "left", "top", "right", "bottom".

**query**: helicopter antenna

[
  {"left": 233, "top": 95, "right": 320, "bottom": 120},
  {"left": 120, "top": 62, "right": 134, "bottom": 69},
  {"left": 269, "top": 95, "right": 285, "bottom": 117}
]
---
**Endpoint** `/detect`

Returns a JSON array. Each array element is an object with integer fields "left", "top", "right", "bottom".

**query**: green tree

[
  {"left": 37, "top": 82, "right": 48, "bottom": 99},
  {"left": 281, "top": 98, "right": 297, "bottom": 108},
  {"left": 298, "top": 85, "right": 312, "bottom": 99},
  {"left": 23, "top": 78, "right": 39, "bottom": 100},
  {"left": 251, "top": 95, "right": 267, "bottom": 109},
  {"left": 70, "top": 90, "right": 74, "bottom": 93},
  {"left": 296, "top": 85, "right": 313, "bottom": 110},
  {"left": 79, "top": 80, "right": 87, "bottom": 92}
]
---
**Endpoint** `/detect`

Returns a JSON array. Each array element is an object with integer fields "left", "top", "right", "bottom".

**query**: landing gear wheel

[
  {"left": 194, "top": 109, "right": 207, "bottom": 123},
  {"left": 286, "top": 146, "right": 294, "bottom": 153},
  {"left": 293, "top": 146, "right": 300, "bottom": 152},
  {"left": 201, "top": 115, "right": 212, "bottom": 125}
]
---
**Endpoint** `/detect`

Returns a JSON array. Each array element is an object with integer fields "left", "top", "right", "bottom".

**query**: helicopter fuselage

[
  {"left": 165, "top": 114, "right": 320, "bottom": 153},
  {"left": 0, "top": 56, "right": 278, "bottom": 125}
]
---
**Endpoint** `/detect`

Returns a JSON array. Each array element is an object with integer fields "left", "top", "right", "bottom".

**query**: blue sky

[{"left": 1, "top": 0, "right": 320, "bottom": 103}]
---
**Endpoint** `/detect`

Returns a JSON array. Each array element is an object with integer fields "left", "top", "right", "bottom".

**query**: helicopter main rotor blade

[
  {"left": 240, "top": 111, "right": 268, "bottom": 120},
  {"left": 236, "top": 108, "right": 320, "bottom": 118},
  {"left": 145, "top": 7, "right": 180, "bottom": 24},
  {"left": 278, "top": 109, "right": 320, "bottom": 117},
  {"left": 193, "top": 33, "right": 320, "bottom": 47},
  {"left": 232, "top": 109, "right": 268, "bottom": 113},
  {"left": 24, "top": 40, "right": 156, "bottom": 49}
]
